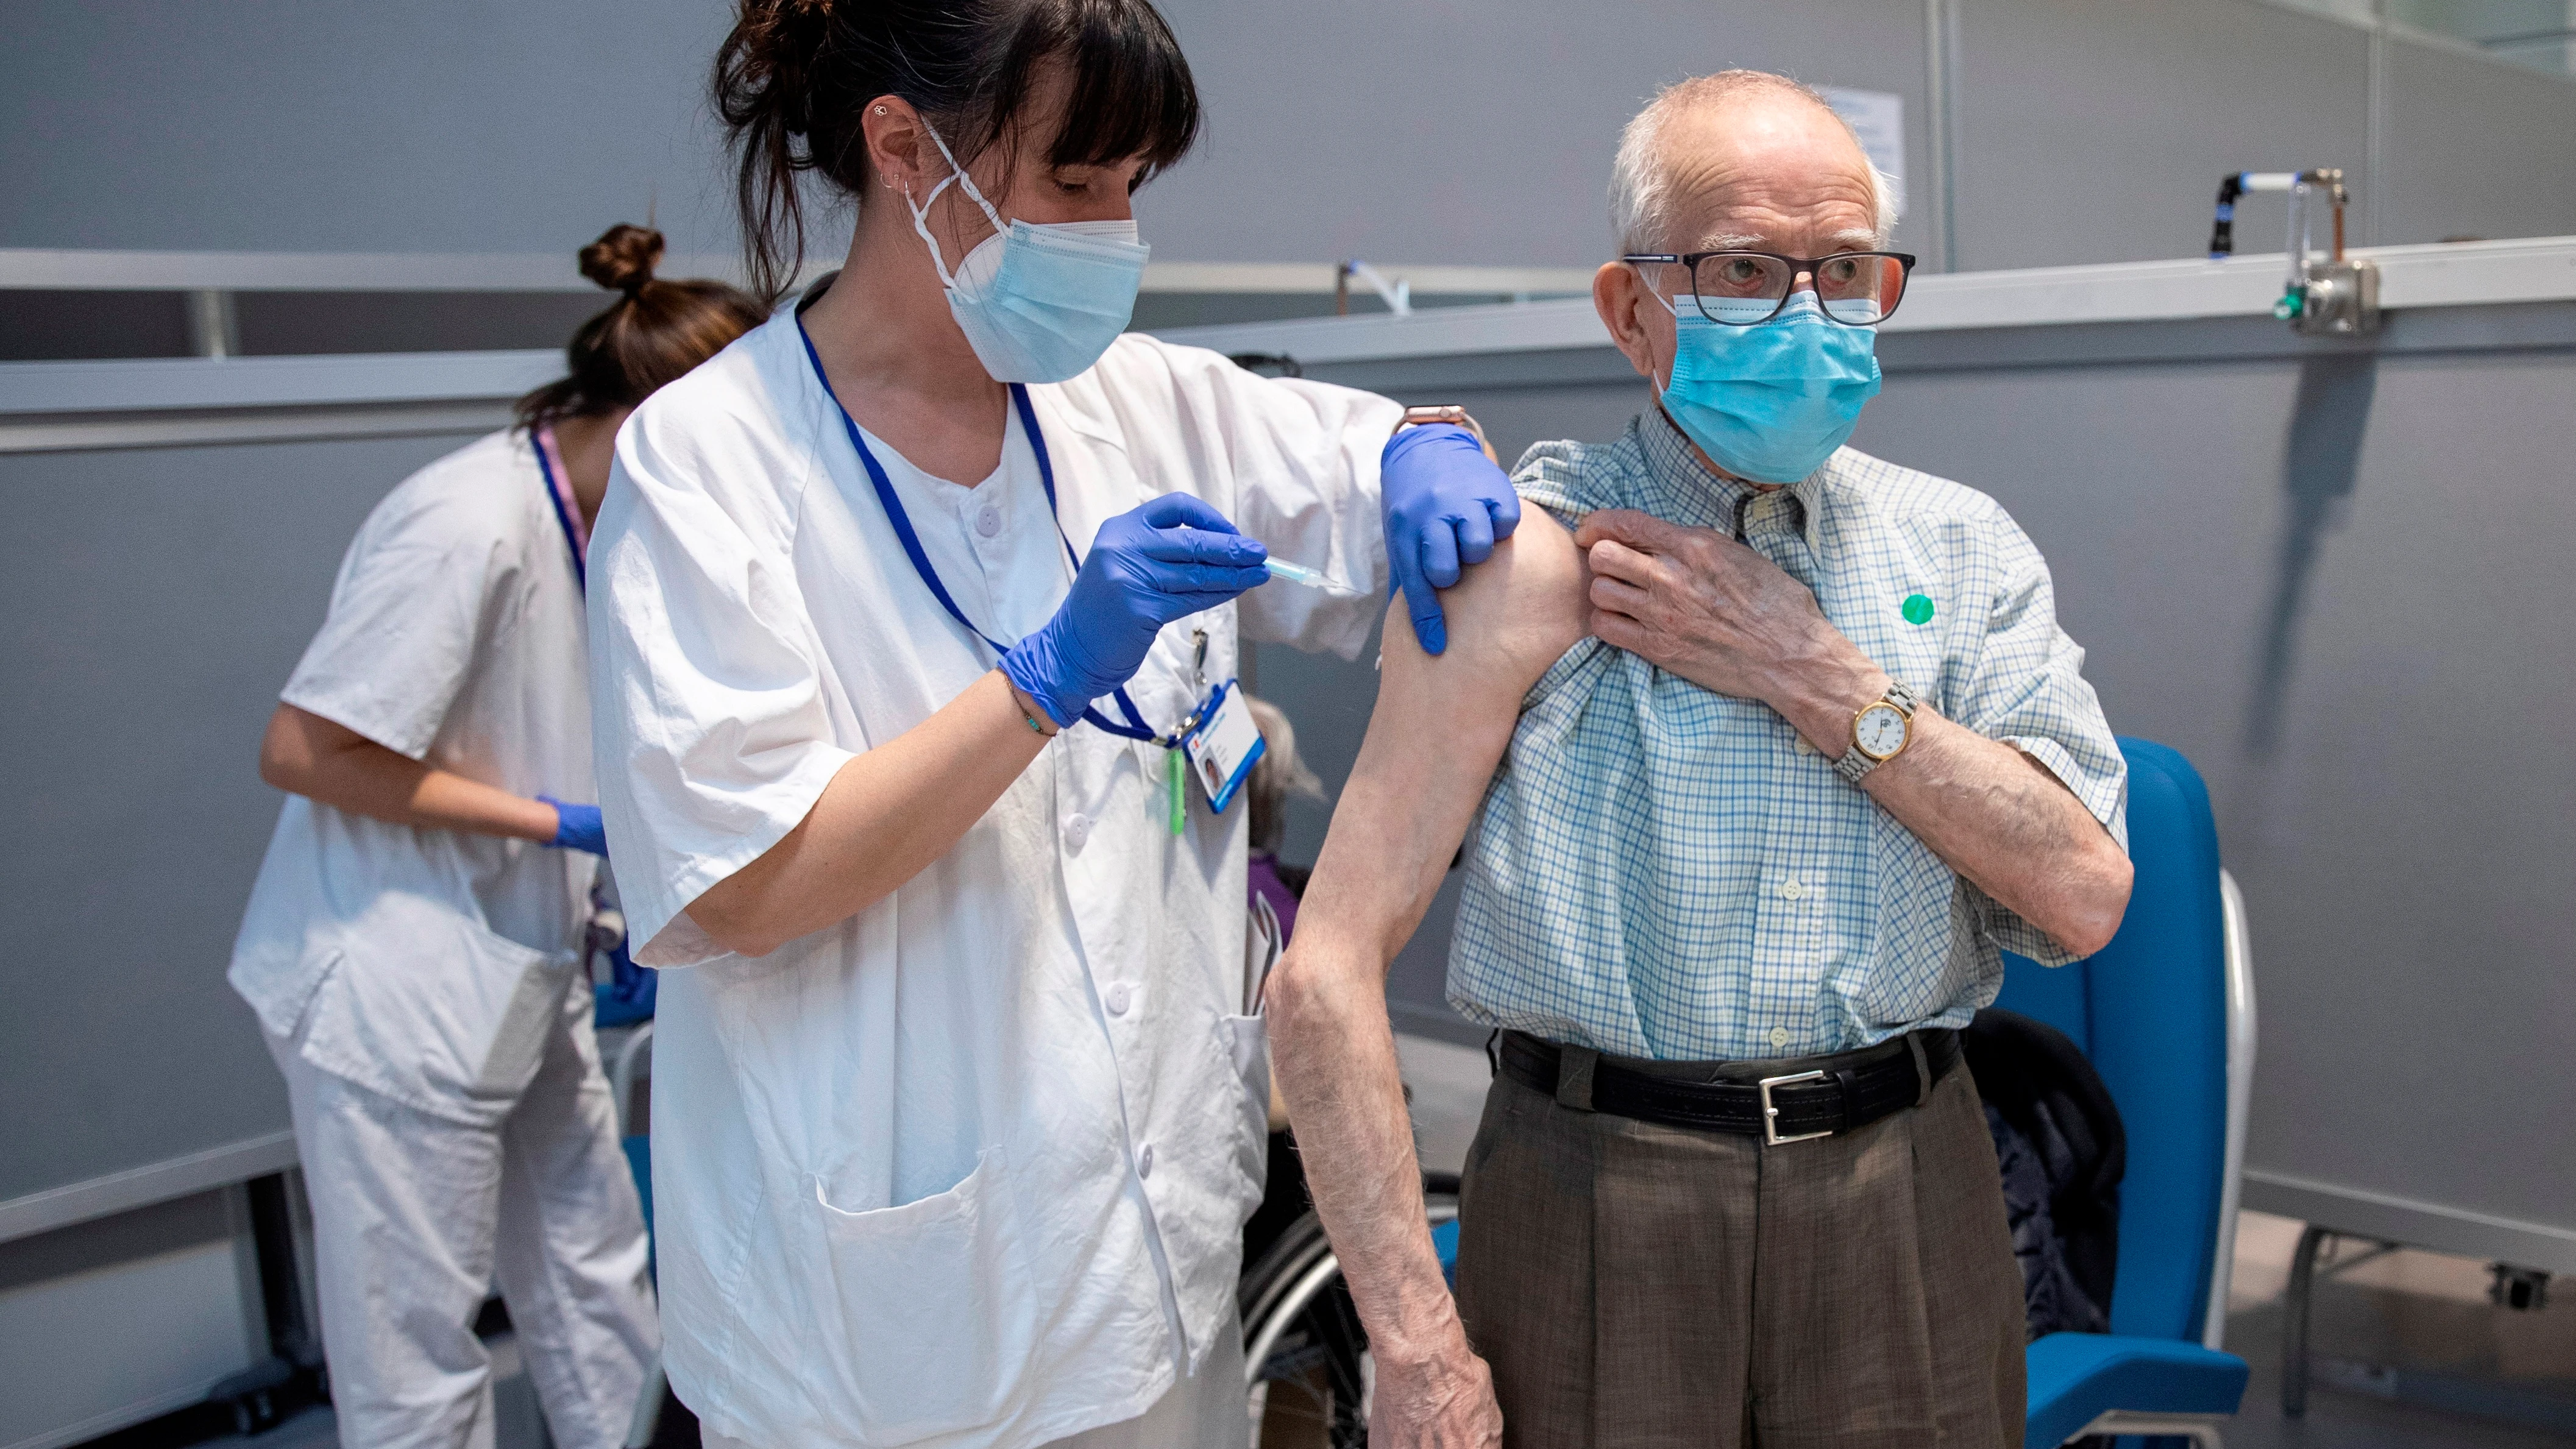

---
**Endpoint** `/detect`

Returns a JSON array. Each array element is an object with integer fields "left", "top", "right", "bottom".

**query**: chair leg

[{"left": 2281, "top": 1224, "right": 2332, "bottom": 1418}]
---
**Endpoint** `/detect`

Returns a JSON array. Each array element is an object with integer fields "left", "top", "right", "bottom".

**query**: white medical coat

[
  {"left": 230, "top": 428, "right": 597, "bottom": 1123},
  {"left": 587, "top": 316, "right": 1397, "bottom": 1449}
]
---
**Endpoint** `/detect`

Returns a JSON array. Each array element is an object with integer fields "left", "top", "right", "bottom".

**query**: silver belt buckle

[{"left": 1758, "top": 1069, "right": 1833, "bottom": 1145}]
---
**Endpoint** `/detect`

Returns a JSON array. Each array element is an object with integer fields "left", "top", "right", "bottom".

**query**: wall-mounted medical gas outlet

[{"left": 2210, "top": 168, "right": 2380, "bottom": 337}]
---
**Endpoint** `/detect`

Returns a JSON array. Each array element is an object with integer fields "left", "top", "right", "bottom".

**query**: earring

[{"left": 873, "top": 105, "right": 888, "bottom": 115}]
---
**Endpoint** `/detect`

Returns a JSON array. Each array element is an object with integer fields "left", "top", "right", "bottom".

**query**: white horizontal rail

[
  {"left": 0, "top": 349, "right": 559, "bottom": 415},
  {"left": 0, "top": 1131, "right": 299, "bottom": 1244},
  {"left": 3, "top": 239, "right": 2570, "bottom": 432},
  {"left": 1158, "top": 235, "right": 2576, "bottom": 364},
  {"left": 0, "top": 248, "right": 1594, "bottom": 297},
  {"left": 0, "top": 249, "right": 747, "bottom": 292}
]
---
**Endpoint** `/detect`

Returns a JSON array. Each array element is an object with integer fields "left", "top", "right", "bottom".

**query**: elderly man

[{"left": 1269, "top": 71, "right": 2133, "bottom": 1447}]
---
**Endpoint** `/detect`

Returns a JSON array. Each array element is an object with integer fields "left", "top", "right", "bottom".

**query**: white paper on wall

[{"left": 1817, "top": 87, "right": 1906, "bottom": 220}]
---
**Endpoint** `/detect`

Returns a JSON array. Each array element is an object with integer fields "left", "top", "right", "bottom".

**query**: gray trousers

[{"left": 1454, "top": 1037, "right": 2026, "bottom": 1448}]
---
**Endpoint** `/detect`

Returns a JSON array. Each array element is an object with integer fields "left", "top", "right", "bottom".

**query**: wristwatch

[
  {"left": 1833, "top": 679, "right": 1921, "bottom": 785},
  {"left": 1392, "top": 403, "right": 1493, "bottom": 458}
]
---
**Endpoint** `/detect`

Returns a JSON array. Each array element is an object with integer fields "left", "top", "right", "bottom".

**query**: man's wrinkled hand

[
  {"left": 1369, "top": 1336, "right": 1504, "bottom": 1449},
  {"left": 1575, "top": 508, "right": 1864, "bottom": 708}
]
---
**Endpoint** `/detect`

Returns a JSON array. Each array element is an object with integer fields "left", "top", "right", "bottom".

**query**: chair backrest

[{"left": 1991, "top": 737, "right": 2230, "bottom": 1345}]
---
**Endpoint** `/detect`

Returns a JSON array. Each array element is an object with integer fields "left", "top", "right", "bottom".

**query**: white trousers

[
  {"left": 700, "top": 1312, "right": 1247, "bottom": 1449},
  {"left": 269, "top": 985, "right": 658, "bottom": 1449}
]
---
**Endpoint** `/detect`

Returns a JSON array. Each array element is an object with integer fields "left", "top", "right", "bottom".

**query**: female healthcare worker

[
  {"left": 229, "top": 226, "right": 765, "bottom": 1449},
  {"left": 584, "top": 3, "right": 1519, "bottom": 1447}
]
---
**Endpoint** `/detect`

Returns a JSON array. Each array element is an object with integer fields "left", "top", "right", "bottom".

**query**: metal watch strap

[
  {"left": 1393, "top": 403, "right": 1490, "bottom": 453},
  {"left": 1833, "top": 679, "right": 1921, "bottom": 784}
]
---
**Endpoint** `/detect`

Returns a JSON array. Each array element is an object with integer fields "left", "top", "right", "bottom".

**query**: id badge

[{"left": 1185, "top": 679, "right": 1266, "bottom": 815}]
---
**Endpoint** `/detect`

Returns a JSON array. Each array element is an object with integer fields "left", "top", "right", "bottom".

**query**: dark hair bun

[{"left": 579, "top": 224, "right": 665, "bottom": 297}]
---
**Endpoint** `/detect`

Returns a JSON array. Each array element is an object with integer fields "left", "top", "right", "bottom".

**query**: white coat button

[
  {"left": 1064, "top": 813, "right": 1091, "bottom": 849},
  {"left": 1770, "top": 1026, "right": 1792, "bottom": 1050},
  {"left": 1780, "top": 879, "right": 1806, "bottom": 900},
  {"left": 975, "top": 505, "right": 1002, "bottom": 538},
  {"left": 1137, "top": 1144, "right": 1154, "bottom": 1178},
  {"left": 1104, "top": 982, "right": 1131, "bottom": 1016}
]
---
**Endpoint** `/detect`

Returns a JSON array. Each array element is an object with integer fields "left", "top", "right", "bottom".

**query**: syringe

[{"left": 1264, "top": 558, "right": 1363, "bottom": 595}]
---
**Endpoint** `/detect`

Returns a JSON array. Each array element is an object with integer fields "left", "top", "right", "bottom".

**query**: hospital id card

[{"left": 1185, "top": 680, "right": 1265, "bottom": 815}]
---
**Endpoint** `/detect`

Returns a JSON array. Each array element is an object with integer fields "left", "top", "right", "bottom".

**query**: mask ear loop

[
  {"left": 1631, "top": 260, "right": 1684, "bottom": 394},
  {"left": 903, "top": 116, "right": 1012, "bottom": 296}
]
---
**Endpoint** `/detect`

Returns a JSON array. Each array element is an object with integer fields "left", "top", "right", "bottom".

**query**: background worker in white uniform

[
  {"left": 584, "top": 3, "right": 1519, "bottom": 1447},
  {"left": 230, "top": 225, "right": 765, "bottom": 1449}
]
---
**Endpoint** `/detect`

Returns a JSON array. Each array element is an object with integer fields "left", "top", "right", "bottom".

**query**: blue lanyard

[
  {"left": 794, "top": 317, "right": 1163, "bottom": 743},
  {"left": 531, "top": 425, "right": 586, "bottom": 595}
]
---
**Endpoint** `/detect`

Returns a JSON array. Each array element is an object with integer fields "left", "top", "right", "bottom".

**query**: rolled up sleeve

[{"left": 1950, "top": 519, "right": 2128, "bottom": 963}]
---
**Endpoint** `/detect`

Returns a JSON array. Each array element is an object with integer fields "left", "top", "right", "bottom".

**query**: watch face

[{"left": 1855, "top": 703, "right": 1909, "bottom": 759}]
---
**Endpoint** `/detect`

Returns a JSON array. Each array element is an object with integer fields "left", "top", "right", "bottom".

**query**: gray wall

[
  {"left": 1953, "top": 0, "right": 2375, "bottom": 267},
  {"left": 0, "top": 433, "right": 480, "bottom": 1203},
  {"left": 1255, "top": 306, "right": 2576, "bottom": 1258},
  {"left": 1147, "top": 0, "right": 1941, "bottom": 267},
  {"left": 0, "top": 1, "right": 741, "bottom": 256},
  {"left": 4, "top": 0, "right": 2570, "bottom": 272}
]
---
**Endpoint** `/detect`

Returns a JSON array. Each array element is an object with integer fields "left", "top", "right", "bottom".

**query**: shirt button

[
  {"left": 975, "top": 505, "right": 1002, "bottom": 538},
  {"left": 1103, "top": 982, "right": 1131, "bottom": 1016},
  {"left": 1780, "top": 879, "right": 1806, "bottom": 900},
  {"left": 1064, "top": 813, "right": 1091, "bottom": 849},
  {"left": 1770, "top": 1026, "right": 1792, "bottom": 1050},
  {"left": 1795, "top": 735, "right": 1817, "bottom": 756},
  {"left": 1137, "top": 1143, "right": 1154, "bottom": 1178}
]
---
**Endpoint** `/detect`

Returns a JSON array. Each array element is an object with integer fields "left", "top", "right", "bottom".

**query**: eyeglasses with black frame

[{"left": 1620, "top": 250, "right": 1918, "bottom": 326}]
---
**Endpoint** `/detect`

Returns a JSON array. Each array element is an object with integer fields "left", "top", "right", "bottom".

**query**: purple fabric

[{"left": 1249, "top": 852, "right": 1300, "bottom": 943}]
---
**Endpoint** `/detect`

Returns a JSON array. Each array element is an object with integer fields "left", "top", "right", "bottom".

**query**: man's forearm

[
  {"left": 1266, "top": 629, "right": 1500, "bottom": 1365},
  {"left": 1570, "top": 508, "right": 2129, "bottom": 954},
  {"left": 1265, "top": 520, "right": 1581, "bottom": 1447},
  {"left": 1770, "top": 661, "right": 2130, "bottom": 955},
  {"left": 1269, "top": 951, "right": 1467, "bottom": 1365}
]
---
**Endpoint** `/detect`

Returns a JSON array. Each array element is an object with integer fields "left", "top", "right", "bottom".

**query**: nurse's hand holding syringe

[
  {"left": 1002, "top": 493, "right": 1274, "bottom": 728},
  {"left": 689, "top": 494, "right": 1271, "bottom": 957}
]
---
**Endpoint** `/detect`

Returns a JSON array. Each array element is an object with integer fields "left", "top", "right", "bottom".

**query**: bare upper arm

[
  {"left": 1378, "top": 505, "right": 1589, "bottom": 703},
  {"left": 1294, "top": 509, "right": 1589, "bottom": 962}
]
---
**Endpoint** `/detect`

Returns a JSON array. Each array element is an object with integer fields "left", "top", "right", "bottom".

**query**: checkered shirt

[{"left": 1446, "top": 409, "right": 2127, "bottom": 1061}]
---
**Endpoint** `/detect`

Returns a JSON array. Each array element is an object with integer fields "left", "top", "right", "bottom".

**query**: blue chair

[{"left": 2001, "top": 738, "right": 2255, "bottom": 1447}]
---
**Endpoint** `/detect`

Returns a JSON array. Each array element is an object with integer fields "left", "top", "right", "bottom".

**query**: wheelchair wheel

[{"left": 1240, "top": 1175, "right": 1459, "bottom": 1448}]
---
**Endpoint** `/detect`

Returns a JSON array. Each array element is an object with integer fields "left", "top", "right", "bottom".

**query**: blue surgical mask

[
  {"left": 907, "top": 121, "right": 1151, "bottom": 383},
  {"left": 1652, "top": 290, "right": 1883, "bottom": 484}
]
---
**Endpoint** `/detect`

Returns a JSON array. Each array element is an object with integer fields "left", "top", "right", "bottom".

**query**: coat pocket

[
  {"left": 296, "top": 909, "right": 575, "bottom": 1124},
  {"left": 1216, "top": 1014, "right": 1272, "bottom": 1196},
  {"left": 811, "top": 1147, "right": 1036, "bottom": 1445}
]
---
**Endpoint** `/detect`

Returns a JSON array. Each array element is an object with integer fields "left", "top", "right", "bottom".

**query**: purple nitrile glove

[
  {"left": 1381, "top": 423, "right": 1520, "bottom": 654},
  {"left": 1002, "top": 494, "right": 1270, "bottom": 728}
]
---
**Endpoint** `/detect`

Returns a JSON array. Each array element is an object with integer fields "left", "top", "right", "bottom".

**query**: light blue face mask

[
  {"left": 1653, "top": 289, "right": 1884, "bottom": 485},
  {"left": 907, "top": 121, "right": 1150, "bottom": 383}
]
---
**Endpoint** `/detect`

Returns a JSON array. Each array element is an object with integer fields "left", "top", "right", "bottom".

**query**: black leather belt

[{"left": 1498, "top": 1029, "right": 1959, "bottom": 1144}]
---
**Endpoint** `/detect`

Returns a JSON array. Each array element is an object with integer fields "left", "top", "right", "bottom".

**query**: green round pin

[{"left": 1901, "top": 593, "right": 1935, "bottom": 625}]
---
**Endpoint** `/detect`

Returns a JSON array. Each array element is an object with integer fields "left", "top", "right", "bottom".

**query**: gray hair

[
  {"left": 1244, "top": 695, "right": 1325, "bottom": 856},
  {"left": 1608, "top": 70, "right": 1898, "bottom": 255}
]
